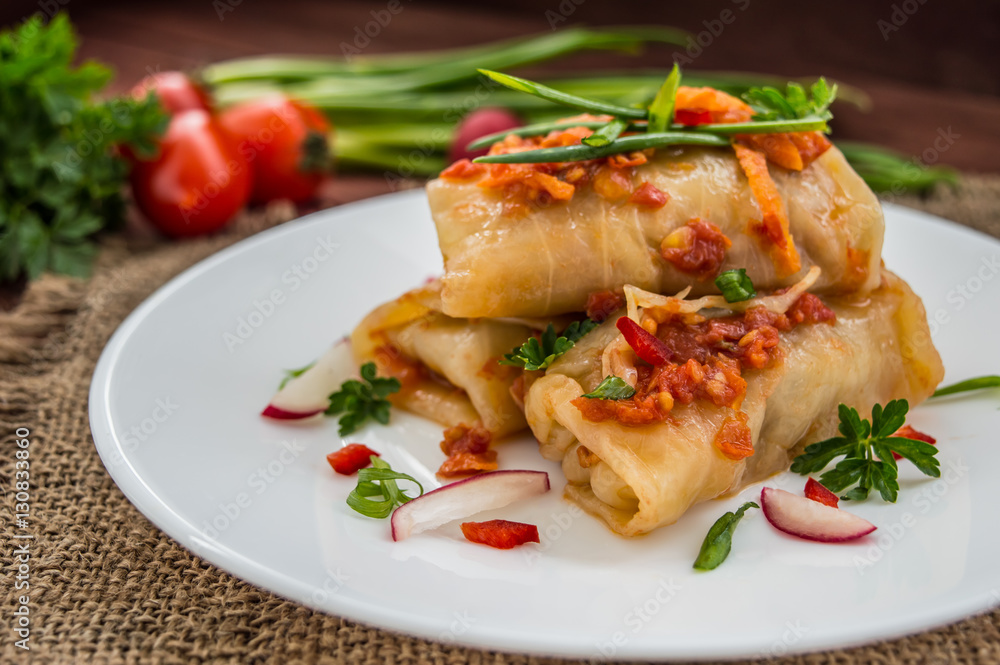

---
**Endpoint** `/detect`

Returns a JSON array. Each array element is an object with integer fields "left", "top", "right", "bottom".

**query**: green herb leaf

[
  {"left": 325, "top": 362, "right": 401, "bottom": 436},
  {"left": 647, "top": 63, "right": 681, "bottom": 133},
  {"left": 500, "top": 319, "right": 598, "bottom": 371},
  {"left": 790, "top": 400, "right": 940, "bottom": 502},
  {"left": 0, "top": 14, "right": 168, "bottom": 281},
  {"left": 743, "top": 77, "right": 837, "bottom": 123},
  {"left": 932, "top": 375, "right": 1000, "bottom": 398},
  {"left": 715, "top": 269, "right": 756, "bottom": 302},
  {"left": 581, "top": 118, "right": 628, "bottom": 147},
  {"left": 693, "top": 501, "right": 758, "bottom": 571},
  {"left": 582, "top": 376, "right": 636, "bottom": 400},
  {"left": 346, "top": 456, "right": 424, "bottom": 518},
  {"left": 278, "top": 361, "right": 315, "bottom": 390}
]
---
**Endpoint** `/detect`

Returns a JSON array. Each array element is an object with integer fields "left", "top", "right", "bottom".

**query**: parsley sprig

[
  {"left": 581, "top": 376, "right": 635, "bottom": 400},
  {"left": 790, "top": 399, "right": 940, "bottom": 502},
  {"left": 326, "top": 362, "right": 401, "bottom": 436},
  {"left": 0, "top": 14, "right": 167, "bottom": 280},
  {"left": 346, "top": 456, "right": 424, "bottom": 519},
  {"left": 500, "top": 319, "right": 598, "bottom": 371},
  {"left": 743, "top": 77, "right": 837, "bottom": 122}
]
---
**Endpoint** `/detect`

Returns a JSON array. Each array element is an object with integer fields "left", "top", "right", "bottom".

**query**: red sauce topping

[
  {"left": 628, "top": 182, "right": 670, "bottom": 209},
  {"left": 438, "top": 423, "right": 496, "bottom": 477},
  {"left": 585, "top": 289, "right": 625, "bottom": 322},
  {"left": 572, "top": 295, "right": 837, "bottom": 445},
  {"left": 674, "top": 108, "right": 713, "bottom": 126},
  {"left": 440, "top": 158, "right": 486, "bottom": 181},
  {"left": 660, "top": 219, "right": 733, "bottom": 280},
  {"left": 373, "top": 344, "right": 428, "bottom": 393}
]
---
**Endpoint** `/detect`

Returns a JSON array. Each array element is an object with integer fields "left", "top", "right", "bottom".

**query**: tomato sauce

[{"left": 660, "top": 219, "right": 732, "bottom": 280}]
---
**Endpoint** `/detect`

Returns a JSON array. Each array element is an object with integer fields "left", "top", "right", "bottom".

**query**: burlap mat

[{"left": 2, "top": 177, "right": 1000, "bottom": 665}]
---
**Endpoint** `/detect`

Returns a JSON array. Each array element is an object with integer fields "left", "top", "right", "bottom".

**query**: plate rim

[{"left": 88, "top": 193, "right": 1000, "bottom": 661}]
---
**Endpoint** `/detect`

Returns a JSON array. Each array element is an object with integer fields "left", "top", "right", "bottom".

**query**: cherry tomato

[
  {"left": 129, "top": 110, "right": 251, "bottom": 237},
  {"left": 131, "top": 71, "right": 212, "bottom": 115},
  {"left": 217, "top": 95, "right": 331, "bottom": 204}
]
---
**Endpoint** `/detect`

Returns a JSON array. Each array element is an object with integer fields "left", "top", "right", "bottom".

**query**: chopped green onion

[
  {"left": 693, "top": 501, "right": 758, "bottom": 571},
  {"left": 346, "top": 457, "right": 424, "bottom": 518},
  {"left": 715, "top": 269, "right": 756, "bottom": 302},
  {"left": 582, "top": 376, "right": 636, "bottom": 400},
  {"left": 932, "top": 375, "right": 1000, "bottom": 398},
  {"left": 647, "top": 63, "right": 681, "bottom": 133},
  {"left": 478, "top": 69, "right": 647, "bottom": 119},
  {"left": 582, "top": 118, "right": 629, "bottom": 147},
  {"left": 474, "top": 131, "right": 729, "bottom": 164}
]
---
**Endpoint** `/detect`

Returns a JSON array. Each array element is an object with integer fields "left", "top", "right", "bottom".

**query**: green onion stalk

[{"left": 204, "top": 26, "right": 954, "bottom": 192}]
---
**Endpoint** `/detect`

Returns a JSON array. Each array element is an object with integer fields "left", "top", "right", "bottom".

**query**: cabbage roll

[
  {"left": 524, "top": 270, "right": 943, "bottom": 536},
  {"left": 428, "top": 144, "right": 882, "bottom": 318},
  {"left": 351, "top": 283, "right": 529, "bottom": 440}
]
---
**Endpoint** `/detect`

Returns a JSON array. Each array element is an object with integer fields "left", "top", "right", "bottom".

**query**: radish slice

[
  {"left": 262, "top": 338, "right": 354, "bottom": 420},
  {"left": 391, "top": 470, "right": 550, "bottom": 541},
  {"left": 760, "top": 487, "right": 876, "bottom": 543}
]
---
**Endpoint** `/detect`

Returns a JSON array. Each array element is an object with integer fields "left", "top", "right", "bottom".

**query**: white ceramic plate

[{"left": 90, "top": 191, "right": 1000, "bottom": 661}]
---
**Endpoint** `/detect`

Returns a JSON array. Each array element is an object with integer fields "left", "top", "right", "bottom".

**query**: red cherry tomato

[
  {"left": 217, "top": 95, "right": 331, "bottom": 204},
  {"left": 131, "top": 71, "right": 212, "bottom": 115},
  {"left": 129, "top": 110, "right": 251, "bottom": 237}
]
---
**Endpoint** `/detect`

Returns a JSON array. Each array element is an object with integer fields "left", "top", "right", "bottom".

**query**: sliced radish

[
  {"left": 262, "top": 338, "right": 354, "bottom": 420},
  {"left": 391, "top": 470, "right": 549, "bottom": 541},
  {"left": 760, "top": 487, "right": 876, "bottom": 543}
]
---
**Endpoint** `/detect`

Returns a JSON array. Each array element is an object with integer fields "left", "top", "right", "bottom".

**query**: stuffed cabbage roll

[
  {"left": 428, "top": 141, "right": 882, "bottom": 319},
  {"left": 524, "top": 270, "right": 943, "bottom": 536},
  {"left": 351, "top": 283, "right": 533, "bottom": 474}
]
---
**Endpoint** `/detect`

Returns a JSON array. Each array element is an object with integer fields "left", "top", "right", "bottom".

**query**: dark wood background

[{"left": 2, "top": 0, "right": 999, "bottom": 173}]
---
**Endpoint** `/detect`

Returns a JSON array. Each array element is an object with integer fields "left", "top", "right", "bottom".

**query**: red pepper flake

[
  {"left": 585, "top": 289, "right": 625, "bottom": 322},
  {"left": 804, "top": 477, "right": 840, "bottom": 508},
  {"left": 674, "top": 108, "right": 713, "bottom": 126},
  {"left": 440, "top": 158, "right": 487, "bottom": 181},
  {"left": 326, "top": 444, "right": 379, "bottom": 476},
  {"left": 890, "top": 424, "right": 937, "bottom": 460},
  {"left": 617, "top": 316, "right": 673, "bottom": 366},
  {"left": 628, "top": 182, "right": 669, "bottom": 209},
  {"left": 461, "top": 519, "right": 540, "bottom": 549}
]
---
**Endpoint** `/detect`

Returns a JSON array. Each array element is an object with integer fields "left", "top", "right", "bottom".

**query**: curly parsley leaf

[
  {"left": 790, "top": 399, "right": 940, "bottom": 502},
  {"left": 346, "top": 456, "right": 424, "bottom": 519},
  {"left": 499, "top": 319, "right": 598, "bottom": 371},
  {"left": 581, "top": 376, "right": 636, "bottom": 400},
  {"left": 325, "top": 362, "right": 401, "bottom": 436},
  {"left": 693, "top": 501, "right": 758, "bottom": 571},
  {"left": 743, "top": 77, "right": 837, "bottom": 123},
  {"left": 0, "top": 14, "right": 168, "bottom": 281}
]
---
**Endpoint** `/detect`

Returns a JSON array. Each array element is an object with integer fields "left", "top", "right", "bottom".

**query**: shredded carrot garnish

[{"left": 732, "top": 143, "right": 801, "bottom": 278}]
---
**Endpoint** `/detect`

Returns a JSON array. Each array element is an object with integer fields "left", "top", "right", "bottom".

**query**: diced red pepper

[
  {"left": 804, "top": 477, "right": 839, "bottom": 508},
  {"left": 628, "top": 182, "right": 669, "bottom": 209},
  {"left": 674, "top": 109, "right": 713, "bottom": 126},
  {"left": 585, "top": 289, "right": 625, "bottom": 322},
  {"left": 460, "top": 519, "right": 540, "bottom": 550},
  {"left": 616, "top": 316, "right": 673, "bottom": 365},
  {"left": 890, "top": 424, "right": 937, "bottom": 460},
  {"left": 326, "top": 444, "right": 379, "bottom": 476}
]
